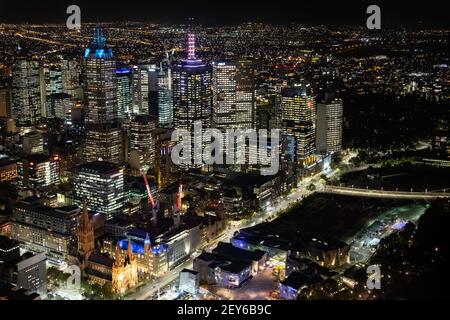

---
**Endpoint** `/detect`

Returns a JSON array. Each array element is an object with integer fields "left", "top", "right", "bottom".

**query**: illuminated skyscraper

[
  {"left": 12, "top": 58, "right": 42, "bottom": 127},
  {"left": 72, "top": 161, "right": 126, "bottom": 220},
  {"left": 83, "top": 28, "right": 117, "bottom": 124},
  {"left": 316, "top": 96, "right": 343, "bottom": 154},
  {"left": 83, "top": 28, "right": 122, "bottom": 164},
  {"left": 116, "top": 67, "right": 132, "bottom": 120},
  {"left": 281, "top": 84, "right": 316, "bottom": 164},
  {"left": 157, "top": 68, "right": 173, "bottom": 128},
  {"left": 129, "top": 115, "right": 156, "bottom": 171},
  {"left": 212, "top": 60, "right": 237, "bottom": 129},
  {"left": 61, "top": 55, "right": 81, "bottom": 99},
  {"left": 172, "top": 32, "right": 212, "bottom": 169},
  {"left": 85, "top": 124, "right": 122, "bottom": 164},
  {"left": 132, "top": 64, "right": 158, "bottom": 116},
  {"left": 236, "top": 57, "right": 255, "bottom": 129}
]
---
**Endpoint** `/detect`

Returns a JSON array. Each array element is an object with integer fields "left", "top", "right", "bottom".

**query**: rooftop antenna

[
  {"left": 187, "top": 17, "right": 196, "bottom": 60},
  {"left": 92, "top": 27, "right": 106, "bottom": 49}
]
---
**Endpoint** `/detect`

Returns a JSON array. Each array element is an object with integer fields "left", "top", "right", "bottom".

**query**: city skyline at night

[{"left": 0, "top": 1, "right": 449, "bottom": 310}]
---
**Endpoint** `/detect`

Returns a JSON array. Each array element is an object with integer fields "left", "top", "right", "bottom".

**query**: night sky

[{"left": 0, "top": 0, "right": 449, "bottom": 27}]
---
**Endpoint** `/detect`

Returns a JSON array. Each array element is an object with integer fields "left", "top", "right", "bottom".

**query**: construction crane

[
  {"left": 177, "top": 180, "right": 183, "bottom": 211},
  {"left": 141, "top": 169, "right": 158, "bottom": 225}
]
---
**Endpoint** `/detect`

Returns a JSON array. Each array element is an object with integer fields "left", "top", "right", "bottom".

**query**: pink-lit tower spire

[{"left": 187, "top": 33, "right": 196, "bottom": 60}]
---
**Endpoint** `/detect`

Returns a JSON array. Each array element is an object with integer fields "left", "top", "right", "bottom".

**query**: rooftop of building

[
  {"left": 196, "top": 251, "right": 251, "bottom": 274},
  {"left": 181, "top": 268, "right": 198, "bottom": 275},
  {"left": 343, "top": 264, "right": 368, "bottom": 281},
  {"left": 14, "top": 197, "right": 81, "bottom": 220},
  {"left": 234, "top": 223, "right": 291, "bottom": 251},
  {"left": 210, "top": 259, "right": 250, "bottom": 274},
  {"left": 0, "top": 155, "right": 16, "bottom": 167},
  {"left": 212, "top": 242, "right": 266, "bottom": 263},
  {"left": 88, "top": 252, "right": 114, "bottom": 268},
  {"left": 281, "top": 271, "right": 323, "bottom": 290},
  {"left": 281, "top": 84, "right": 312, "bottom": 98},
  {"left": 0, "top": 235, "right": 19, "bottom": 250},
  {"left": 304, "top": 237, "right": 349, "bottom": 251},
  {"left": 196, "top": 252, "right": 220, "bottom": 262},
  {"left": 73, "top": 161, "right": 121, "bottom": 174},
  {"left": 19, "top": 153, "right": 54, "bottom": 163},
  {"left": 0, "top": 282, "right": 40, "bottom": 300}
]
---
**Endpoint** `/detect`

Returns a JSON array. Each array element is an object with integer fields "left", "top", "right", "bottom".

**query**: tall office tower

[
  {"left": 172, "top": 32, "right": 212, "bottom": 169},
  {"left": 255, "top": 91, "right": 281, "bottom": 130},
  {"left": 212, "top": 60, "right": 237, "bottom": 130},
  {"left": 84, "top": 124, "right": 122, "bottom": 163},
  {"left": 157, "top": 69, "right": 173, "bottom": 128},
  {"left": 132, "top": 64, "right": 151, "bottom": 116},
  {"left": 0, "top": 79, "right": 12, "bottom": 118},
  {"left": 11, "top": 58, "right": 42, "bottom": 127},
  {"left": 72, "top": 161, "right": 126, "bottom": 220},
  {"left": 83, "top": 28, "right": 122, "bottom": 164},
  {"left": 16, "top": 154, "right": 60, "bottom": 190},
  {"left": 236, "top": 57, "right": 255, "bottom": 129},
  {"left": 129, "top": 115, "right": 156, "bottom": 171},
  {"left": 61, "top": 55, "right": 81, "bottom": 98},
  {"left": 83, "top": 29, "right": 117, "bottom": 123},
  {"left": 148, "top": 65, "right": 159, "bottom": 119},
  {"left": 116, "top": 67, "right": 132, "bottom": 120},
  {"left": 281, "top": 84, "right": 316, "bottom": 164},
  {"left": 212, "top": 60, "right": 252, "bottom": 169},
  {"left": 316, "top": 96, "right": 343, "bottom": 154}
]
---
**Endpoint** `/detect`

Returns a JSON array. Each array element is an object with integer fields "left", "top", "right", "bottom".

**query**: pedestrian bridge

[{"left": 321, "top": 185, "right": 450, "bottom": 200}]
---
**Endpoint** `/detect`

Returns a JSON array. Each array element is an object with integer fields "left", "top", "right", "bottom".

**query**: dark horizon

[{"left": 1, "top": 0, "right": 449, "bottom": 28}]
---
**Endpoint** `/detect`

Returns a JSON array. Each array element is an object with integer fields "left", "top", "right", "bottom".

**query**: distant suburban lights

[{"left": 188, "top": 33, "right": 196, "bottom": 60}]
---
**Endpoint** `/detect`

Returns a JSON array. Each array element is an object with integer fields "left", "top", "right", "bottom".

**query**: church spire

[
  {"left": 82, "top": 195, "right": 89, "bottom": 226},
  {"left": 127, "top": 238, "right": 133, "bottom": 259}
]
